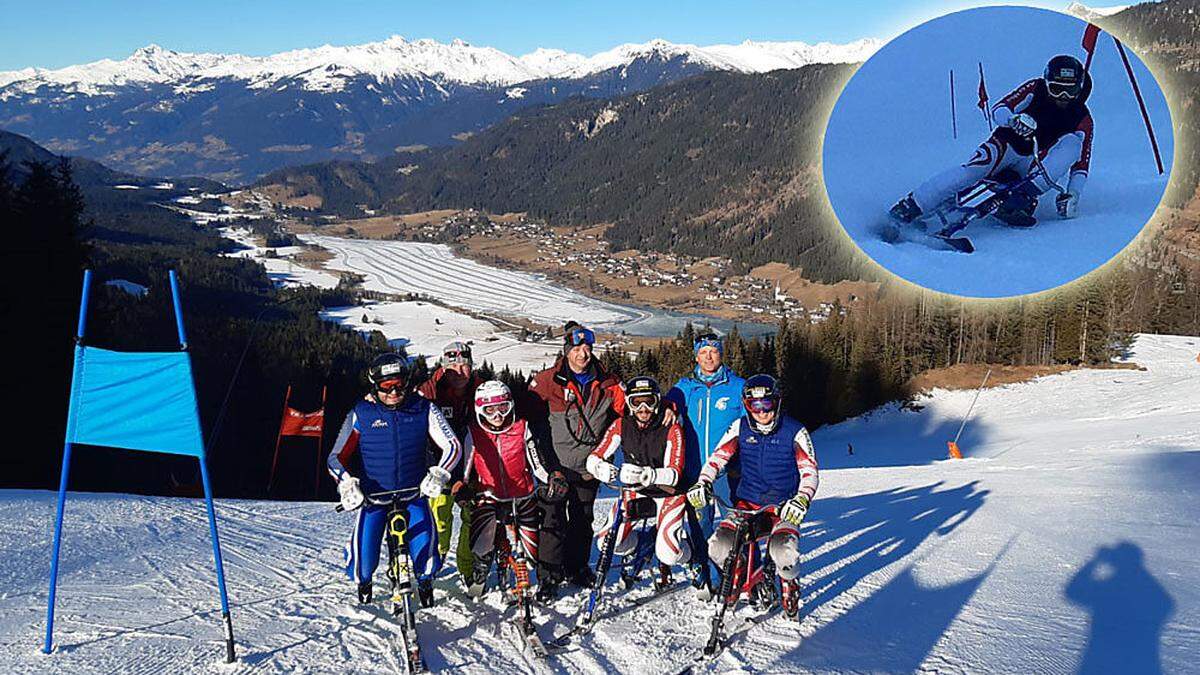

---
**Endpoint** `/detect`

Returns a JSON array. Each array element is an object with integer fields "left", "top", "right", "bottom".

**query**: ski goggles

[
  {"left": 481, "top": 401, "right": 513, "bottom": 418},
  {"left": 376, "top": 379, "right": 406, "bottom": 394},
  {"left": 1047, "top": 80, "right": 1081, "bottom": 99},
  {"left": 443, "top": 349, "right": 472, "bottom": 364},
  {"left": 694, "top": 333, "right": 723, "bottom": 355},
  {"left": 627, "top": 394, "right": 659, "bottom": 413},
  {"left": 744, "top": 396, "right": 778, "bottom": 413},
  {"left": 565, "top": 326, "right": 595, "bottom": 347}
]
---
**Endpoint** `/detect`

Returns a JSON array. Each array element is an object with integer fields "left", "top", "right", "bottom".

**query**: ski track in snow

[
  {"left": 2, "top": 335, "right": 1198, "bottom": 673},
  {"left": 304, "top": 235, "right": 644, "bottom": 328}
]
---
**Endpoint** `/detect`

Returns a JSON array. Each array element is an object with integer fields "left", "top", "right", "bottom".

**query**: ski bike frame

[
  {"left": 336, "top": 486, "right": 427, "bottom": 673},
  {"left": 567, "top": 482, "right": 670, "bottom": 635},
  {"left": 483, "top": 493, "right": 548, "bottom": 654},
  {"left": 704, "top": 496, "right": 778, "bottom": 656},
  {"left": 927, "top": 136, "right": 1066, "bottom": 240}
]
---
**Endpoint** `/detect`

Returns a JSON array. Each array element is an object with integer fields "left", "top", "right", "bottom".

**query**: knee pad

[
  {"left": 769, "top": 533, "right": 801, "bottom": 580},
  {"left": 708, "top": 529, "right": 735, "bottom": 567},
  {"left": 658, "top": 537, "right": 691, "bottom": 566}
]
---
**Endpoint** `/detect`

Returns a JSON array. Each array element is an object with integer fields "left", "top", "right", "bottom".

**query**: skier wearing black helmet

[
  {"left": 327, "top": 351, "right": 462, "bottom": 608},
  {"left": 686, "top": 374, "right": 819, "bottom": 617},
  {"left": 891, "top": 53, "right": 1094, "bottom": 229}
]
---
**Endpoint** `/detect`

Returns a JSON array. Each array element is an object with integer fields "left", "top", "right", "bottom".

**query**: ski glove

[
  {"left": 619, "top": 463, "right": 655, "bottom": 488},
  {"left": 538, "top": 470, "right": 569, "bottom": 503},
  {"left": 686, "top": 481, "right": 712, "bottom": 509},
  {"left": 338, "top": 476, "right": 365, "bottom": 512},
  {"left": 1009, "top": 112, "right": 1037, "bottom": 138},
  {"left": 589, "top": 457, "right": 619, "bottom": 484},
  {"left": 1056, "top": 191, "right": 1079, "bottom": 219},
  {"left": 779, "top": 495, "right": 811, "bottom": 526},
  {"left": 420, "top": 466, "right": 452, "bottom": 499},
  {"left": 451, "top": 480, "right": 475, "bottom": 505}
]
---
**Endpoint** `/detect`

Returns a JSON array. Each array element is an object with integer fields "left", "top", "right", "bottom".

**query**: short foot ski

[{"left": 931, "top": 232, "right": 975, "bottom": 253}]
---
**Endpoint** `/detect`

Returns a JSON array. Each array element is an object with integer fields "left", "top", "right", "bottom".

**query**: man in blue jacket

[
  {"left": 329, "top": 352, "right": 462, "bottom": 608},
  {"left": 666, "top": 332, "right": 745, "bottom": 596}
]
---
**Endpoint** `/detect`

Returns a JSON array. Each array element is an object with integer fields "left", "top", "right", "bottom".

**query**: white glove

[
  {"left": 591, "top": 459, "right": 619, "bottom": 484},
  {"left": 338, "top": 476, "right": 364, "bottom": 512},
  {"left": 420, "top": 466, "right": 451, "bottom": 499},
  {"left": 1056, "top": 191, "right": 1079, "bottom": 219},
  {"left": 619, "top": 463, "right": 654, "bottom": 488},
  {"left": 1009, "top": 112, "right": 1037, "bottom": 138},
  {"left": 779, "top": 495, "right": 810, "bottom": 526},
  {"left": 686, "top": 482, "right": 712, "bottom": 509}
]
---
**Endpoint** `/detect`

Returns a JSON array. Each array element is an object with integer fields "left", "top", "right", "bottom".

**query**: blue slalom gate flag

[{"left": 65, "top": 347, "right": 205, "bottom": 457}]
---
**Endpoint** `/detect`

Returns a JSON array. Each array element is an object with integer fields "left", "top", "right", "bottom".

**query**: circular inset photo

[{"left": 822, "top": 6, "right": 1173, "bottom": 298}]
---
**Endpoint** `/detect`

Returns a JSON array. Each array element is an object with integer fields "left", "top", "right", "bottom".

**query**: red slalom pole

[{"left": 1114, "top": 38, "right": 1164, "bottom": 175}]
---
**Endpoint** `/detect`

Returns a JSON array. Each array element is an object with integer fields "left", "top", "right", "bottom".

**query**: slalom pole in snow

[
  {"left": 977, "top": 62, "right": 992, "bottom": 131},
  {"left": 949, "top": 367, "right": 991, "bottom": 459},
  {"left": 172, "top": 271, "right": 237, "bottom": 664},
  {"left": 949, "top": 69, "right": 958, "bottom": 139},
  {"left": 44, "top": 270, "right": 92, "bottom": 654},
  {"left": 1113, "top": 38, "right": 1165, "bottom": 175}
]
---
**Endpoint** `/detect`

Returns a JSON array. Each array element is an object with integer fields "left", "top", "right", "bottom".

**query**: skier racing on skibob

[
  {"left": 686, "top": 374, "right": 819, "bottom": 616},
  {"left": 889, "top": 54, "right": 1094, "bottom": 244},
  {"left": 328, "top": 352, "right": 462, "bottom": 608}
]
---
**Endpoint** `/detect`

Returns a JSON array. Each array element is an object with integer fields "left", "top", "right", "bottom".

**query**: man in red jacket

[
  {"left": 524, "top": 322, "right": 625, "bottom": 601},
  {"left": 417, "top": 340, "right": 482, "bottom": 585}
]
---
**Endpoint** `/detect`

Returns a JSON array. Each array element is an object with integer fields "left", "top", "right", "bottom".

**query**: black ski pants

[{"left": 538, "top": 478, "right": 598, "bottom": 577}]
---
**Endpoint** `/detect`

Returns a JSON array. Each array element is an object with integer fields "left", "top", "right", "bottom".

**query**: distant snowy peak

[
  {"left": 1065, "top": 2, "right": 1131, "bottom": 22},
  {"left": 0, "top": 35, "right": 881, "bottom": 94},
  {"left": 557, "top": 37, "right": 883, "bottom": 78}
]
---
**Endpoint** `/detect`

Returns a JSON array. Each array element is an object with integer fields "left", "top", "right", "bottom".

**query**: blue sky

[{"left": 0, "top": 1, "right": 1089, "bottom": 71}]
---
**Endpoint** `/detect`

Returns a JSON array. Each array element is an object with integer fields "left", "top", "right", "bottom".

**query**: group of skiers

[{"left": 326, "top": 322, "right": 820, "bottom": 614}]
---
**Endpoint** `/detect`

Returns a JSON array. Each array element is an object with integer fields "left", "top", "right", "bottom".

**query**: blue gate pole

[
  {"left": 45, "top": 269, "right": 92, "bottom": 654},
  {"left": 168, "top": 270, "right": 188, "bottom": 349},
  {"left": 199, "top": 458, "right": 236, "bottom": 662},
  {"left": 172, "top": 271, "right": 235, "bottom": 662}
]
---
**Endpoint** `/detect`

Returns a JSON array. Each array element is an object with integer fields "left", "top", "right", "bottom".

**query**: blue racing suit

[{"left": 328, "top": 394, "right": 460, "bottom": 584}]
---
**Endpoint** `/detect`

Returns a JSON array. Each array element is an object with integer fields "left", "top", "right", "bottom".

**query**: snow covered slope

[
  {"left": 304, "top": 235, "right": 643, "bottom": 327},
  {"left": 2, "top": 334, "right": 1196, "bottom": 673},
  {"left": 321, "top": 300, "right": 562, "bottom": 374},
  {"left": 823, "top": 6, "right": 1171, "bottom": 297}
]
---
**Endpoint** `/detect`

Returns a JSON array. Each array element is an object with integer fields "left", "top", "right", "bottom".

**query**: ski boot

[
  {"left": 690, "top": 562, "right": 715, "bottom": 601},
  {"left": 620, "top": 568, "right": 639, "bottom": 590},
  {"left": 357, "top": 581, "right": 373, "bottom": 605},
  {"left": 653, "top": 563, "right": 673, "bottom": 592},
  {"left": 781, "top": 579, "right": 801, "bottom": 620},
  {"left": 417, "top": 578, "right": 435, "bottom": 608},
  {"left": 888, "top": 193, "right": 923, "bottom": 223},
  {"left": 536, "top": 569, "right": 562, "bottom": 603},
  {"left": 466, "top": 556, "right": 491, "bottom": 599},
  {"left": 994, "top": 183, "right": 1040, "bottom": 227},
  {"left": 750, "top": 578, "right": 780, "bottom": 610},
  {"left": 569, "top": 566, "right": 597, "bottom": 590}
]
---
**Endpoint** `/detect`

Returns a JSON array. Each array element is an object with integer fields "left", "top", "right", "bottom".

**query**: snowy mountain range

[
  {"left": 0, "top": 36, "right": 879, "bottom": 94},
  {"left": 0, "top": 36, "right": 878, "bottom": 182}
]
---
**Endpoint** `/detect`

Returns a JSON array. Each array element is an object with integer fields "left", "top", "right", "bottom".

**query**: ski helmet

[
  {"left": 624, "top": 375, "right": 662, "bottom": 417},
  {"left": 368, "top": 352, "right": 411, "bottom": 408},
  {"left": 1044, "top": 54, "right": 1085, "bottom": 100},
  {"left": 474, "top": 380, "right": 515, "bottom": 432},
  {"left": 742, "top": 374, "right": 782, "bottom": 434}
]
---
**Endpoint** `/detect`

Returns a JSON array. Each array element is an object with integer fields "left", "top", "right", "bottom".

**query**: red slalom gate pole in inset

[
  {"left": 1114, "top": 37, "right": 1165, "bottom": 175},
  {"left": 1082, "top": 23, "right": 1101, "bottom": 71}
]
